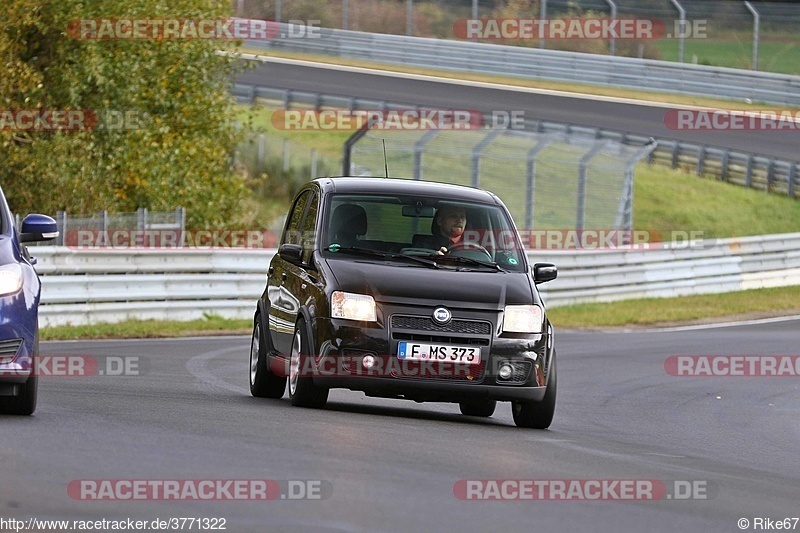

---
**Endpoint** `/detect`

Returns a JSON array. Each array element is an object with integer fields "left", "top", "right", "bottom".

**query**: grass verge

[
  {"left": 633, "top": 164, "right": 800, "bottom": 239},
  {"left": 547, "top": 286, "right": 800, "bottom": 329},
  {"left": 41, "top": 315, "right": 252, "bottom": 341}
]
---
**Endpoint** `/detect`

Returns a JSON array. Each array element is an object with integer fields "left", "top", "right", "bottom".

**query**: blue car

[{"left": 0, "top": 185, "right": 58, "bottom": 415}]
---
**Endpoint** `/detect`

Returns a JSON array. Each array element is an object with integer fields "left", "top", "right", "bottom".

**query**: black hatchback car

[{"left": 249, "top": 178, "right": 558, "bottom": 428}]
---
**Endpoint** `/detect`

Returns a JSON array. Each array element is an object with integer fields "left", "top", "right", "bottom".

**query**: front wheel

[
  {"left": 288, "top": 319, "right": 328, "bottom": 409},
  {"left": 249, "top": 318, "right": 286, "bottom": 398},
  {"left": 512, "top": 351, "right": 557, "bottom": 429}
]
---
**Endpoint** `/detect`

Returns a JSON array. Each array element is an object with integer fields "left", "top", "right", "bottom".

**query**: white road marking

[
  {"left": 186, "top": 345, "right": 249, "bottom": 394},
  {"left": 621, "top": 314, "right": 800, "bottom": 333}
]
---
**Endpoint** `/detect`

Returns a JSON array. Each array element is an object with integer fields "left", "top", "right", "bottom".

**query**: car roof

[{"left": 312, "top": 177, "right": 502, "bottom": 205}]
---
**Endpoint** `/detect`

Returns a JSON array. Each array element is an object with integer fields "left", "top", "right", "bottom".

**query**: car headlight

[
  {"left": 503, "top": 305, "right": 543, "bottom": 333},
  {"left": 332, "top": 291, "right": 377, "bottom": 322},
  {"left": 0, "top": 264, "right": 23, "bottom": 297}
]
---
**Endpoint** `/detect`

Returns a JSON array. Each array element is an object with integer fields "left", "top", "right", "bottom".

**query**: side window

[
  {"left": 299, "top": 193, "right": 318, "bottom": 263},
  {"left": 281, "top": 191, "right": 310, "bottom": 246}
]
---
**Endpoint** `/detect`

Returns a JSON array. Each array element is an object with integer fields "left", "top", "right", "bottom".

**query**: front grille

[
  {"left": 0, "top": 339, "right": 22, "bottom": 363},
  {"left": 391, "top": 315, "right": 492, "bottom": 336},
  {"left": 393, "top": 332, "right": 489, "bottom": 346},
  {"left": 389, "top": 313, "right": 491, "bottom": 382},
  {"left": 510, "top": 361, "right": 532, "bottom": 383},
  {"left": 0, "top": 339, "right": 22, "bottom": 356}
]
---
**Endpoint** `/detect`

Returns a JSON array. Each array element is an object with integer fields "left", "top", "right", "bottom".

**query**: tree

[{"left": 1, "top": 0, "right": 247, "bottom": 228}]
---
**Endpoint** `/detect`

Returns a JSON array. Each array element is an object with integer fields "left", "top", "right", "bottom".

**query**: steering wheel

[{"left": 447, "top": 241, "right": 493, "bottom": 261}]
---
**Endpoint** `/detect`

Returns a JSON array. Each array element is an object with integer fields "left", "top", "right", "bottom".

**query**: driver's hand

[{"left": 436, "top": 247, "right": 448, "bottom": 256}]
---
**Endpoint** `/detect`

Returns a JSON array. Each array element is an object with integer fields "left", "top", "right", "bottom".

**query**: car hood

[{"left": 323, "top": 257, "right": 536, "bottom": 310}]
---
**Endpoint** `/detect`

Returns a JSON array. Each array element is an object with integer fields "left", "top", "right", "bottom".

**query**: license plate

[{"left": 397, "top": 342, "right": 481, "bottom": 365}]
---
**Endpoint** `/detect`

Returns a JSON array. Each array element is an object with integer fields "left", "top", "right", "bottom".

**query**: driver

[{"left": 432, "top": 205, "right": 467, "bottom": 255}]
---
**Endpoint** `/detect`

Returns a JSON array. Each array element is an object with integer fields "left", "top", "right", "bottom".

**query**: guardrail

[
  {"left": 232, "top": 84, "right": 799, "bottom": 199},
  {"left": 34, "top": 233, "right": 800, "bottom": 326},
  {"left": 536, "top": 233, "right": 800, "bottom": 306},
  {"left": 243, "top": 24, "right": 800, "bottom": 106},
  {"left": 35, "top": 248, "right": 270, "bottom": 327}
]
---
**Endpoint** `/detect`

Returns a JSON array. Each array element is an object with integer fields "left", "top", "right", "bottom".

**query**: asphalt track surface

[
  {"left": 237, "top": 59, "right": 800, "bottom": 162},
  {"left": 3, "top": 318, "right": 799, "bottom": 532}
]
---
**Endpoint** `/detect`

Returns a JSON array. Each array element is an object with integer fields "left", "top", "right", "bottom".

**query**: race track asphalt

[{"left": 3, "top": 318, "right": 798, "bottom": 532}]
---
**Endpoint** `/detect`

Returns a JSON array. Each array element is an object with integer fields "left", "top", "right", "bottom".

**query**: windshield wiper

[
  {"left": 326, "top": 245, "right": 441, "bottom": 269},
  {"left": 432, "top": 254, "right": 507, "bottom": 272}
]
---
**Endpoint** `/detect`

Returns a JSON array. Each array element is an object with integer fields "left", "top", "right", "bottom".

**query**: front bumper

[
  {"left": 307, "top": 308, "right": 553, "bottom": 403},
  {"left": 0, "top": 293, "right": 38, "bottom": 384}
]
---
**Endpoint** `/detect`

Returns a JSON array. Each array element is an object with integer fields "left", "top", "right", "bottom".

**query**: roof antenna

[{"left": 382, "top": 139, "right": 389, "bottom": 178}]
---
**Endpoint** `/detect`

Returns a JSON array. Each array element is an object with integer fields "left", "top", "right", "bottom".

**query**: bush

[{"left": 1, "top": 0, "right": 248, "bottom": 228}]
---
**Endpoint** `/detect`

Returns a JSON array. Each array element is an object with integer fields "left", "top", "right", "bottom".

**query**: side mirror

[
  {"left": 533, "top": 263, "right": 557, "bottom": 284},
  {"left": 279, "top": 243, "right": 303, "bottom": 264},
  {"left": 19, "top": 214, "right": 59, "bottom": 243}
]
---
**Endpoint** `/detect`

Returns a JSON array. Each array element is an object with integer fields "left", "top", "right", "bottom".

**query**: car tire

[
  {"left": 459, "top": 399, "right": 497, "bottom": 417},
  {"left": 288, "top": 318, "right": 328, "bottom": 409},
  {"left": 512, "top": 350, "right": 557, "bottom": 429},
  {"left": 249, "top": 317, "right": 286, "bottom": 399}
]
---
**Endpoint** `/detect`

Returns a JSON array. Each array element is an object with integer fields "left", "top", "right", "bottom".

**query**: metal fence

[
  {"left": 233, "top": 1, "right": 800, "bottom": 74},
  {"left": 649, "top": 140, "right": 798, "bottom": 199},
  {"left": 345, "top": 126, "right": 654, "bottom": 231},
  {"left": 231, "top": 84, "right": 800, "bottom": 200},
  {"left": 17, "top": 208, "right": 186, "bottom": 247}
]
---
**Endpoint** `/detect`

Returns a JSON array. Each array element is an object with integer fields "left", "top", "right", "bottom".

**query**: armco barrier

[
  {"left": 33, "top": 233, "right": 800, "bottom": 327},
  {"left": 34, "top": 248, "right": 270, "bottom": 327}
]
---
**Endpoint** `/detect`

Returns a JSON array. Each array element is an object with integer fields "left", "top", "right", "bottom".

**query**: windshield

[{"left": 322, "top": 193, "right": 527, "bottom": 272}]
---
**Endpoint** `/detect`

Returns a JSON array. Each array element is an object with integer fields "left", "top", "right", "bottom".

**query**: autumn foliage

[{"left": 1, "top": 0, "right": 247, "bottom": 227}]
